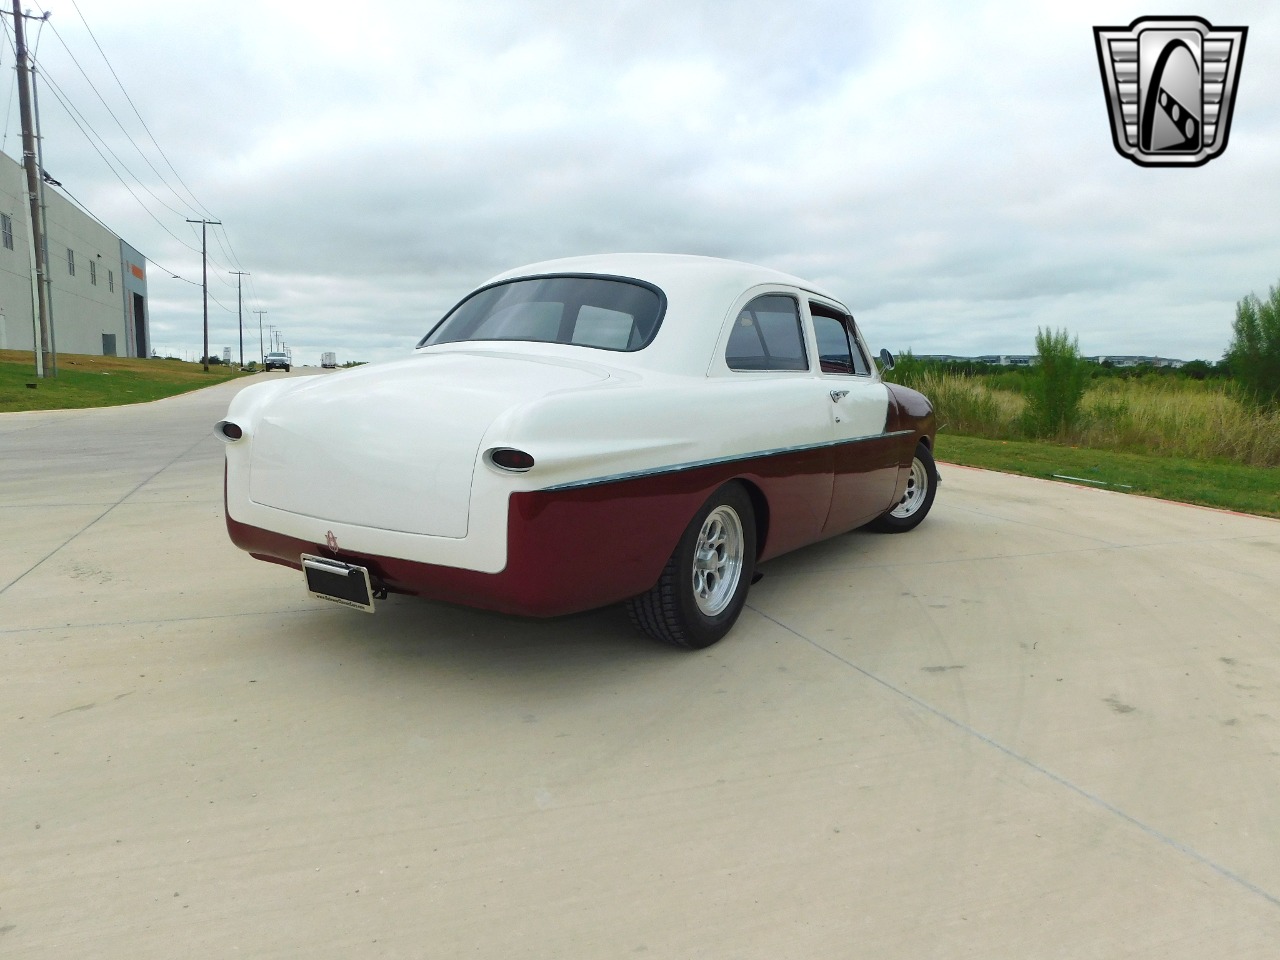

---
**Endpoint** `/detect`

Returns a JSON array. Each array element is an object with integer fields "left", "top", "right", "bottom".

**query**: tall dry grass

[
  {"left": 895, "top": 370, "right": 1280, "bottom": 467},
  {"left": 906, "top": 369, "right": 1022, "bottom": 439},
  {"left": 1077, "top": 379, "right": 1280, "bottom": 466}
]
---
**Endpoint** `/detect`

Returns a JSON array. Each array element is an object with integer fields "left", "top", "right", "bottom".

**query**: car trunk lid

[{"left": 247, "top": 352, "right": 608, "bottom": 538}]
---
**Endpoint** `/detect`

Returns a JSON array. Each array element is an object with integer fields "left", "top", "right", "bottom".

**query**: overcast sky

[{"left": 7, "top": 0, "right": 1279, "bottom": 364}]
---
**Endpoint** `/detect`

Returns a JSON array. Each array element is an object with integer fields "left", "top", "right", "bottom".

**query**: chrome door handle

[{"left": 829, "top": 390, "right": 848, "bottom": 402}]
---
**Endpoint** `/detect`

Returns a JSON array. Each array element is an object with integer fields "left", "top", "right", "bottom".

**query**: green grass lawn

[
  {"left": 0, "top": 351, "right": 247, "bottom": 413},
  {"left": 936, "top": 434, "right": 1280, "bottom": 519}
]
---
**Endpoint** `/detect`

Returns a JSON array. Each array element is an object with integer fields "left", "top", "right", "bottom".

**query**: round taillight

[
  {"left": 489, "top": 448, "right": 535, "bottom": 472},
  {"left": 215, "top": 420, "right": 244, "bottom": 442}
]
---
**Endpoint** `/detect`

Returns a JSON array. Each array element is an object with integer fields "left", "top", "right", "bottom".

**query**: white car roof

[{"left": 483, "top": 253, "right": 846, "bottom": 376}]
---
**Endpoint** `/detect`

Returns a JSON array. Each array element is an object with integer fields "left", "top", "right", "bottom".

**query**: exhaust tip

[
  {"left": 214, "top": 420, "right": 244, "bottom": 443},
  {"left": 487, "top": 447, "right": 535, "bottom": 472}
]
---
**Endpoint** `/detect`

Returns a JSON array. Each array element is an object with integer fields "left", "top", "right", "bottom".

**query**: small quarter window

[{"left": 726, "top": 295, "right": 807, "bottom": 371}]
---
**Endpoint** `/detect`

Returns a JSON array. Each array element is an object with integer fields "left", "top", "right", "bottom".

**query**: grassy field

[
  {"left": 900, "top": 369, "right": 1280, "bottom": 467},
  {"left": 894, "top": 369, "right": 1280, "bottom": 518},
  {"left": 0, "top": 350, "right": 247, "bottom": 412},
  {"left": 935, "top": 434, "right": 1279, "bottom": 519}
]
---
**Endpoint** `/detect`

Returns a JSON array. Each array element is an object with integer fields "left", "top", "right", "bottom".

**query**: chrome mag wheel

[{"left": 692, "top": 505, "right": 745, "bottom": 616}]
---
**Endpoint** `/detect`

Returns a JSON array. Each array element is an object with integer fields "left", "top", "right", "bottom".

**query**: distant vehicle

[
  {"left": 216, "top": 253, "right": 937, "bottom": 649},
  {"left": 321, "top": 352, "right": 337, "bottom": 368},
  {"left": 264, "top": 352, "right": 291, "bottom": 372}
]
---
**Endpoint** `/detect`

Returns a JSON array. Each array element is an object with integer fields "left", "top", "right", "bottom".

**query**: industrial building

[{"left": 0, "top": 148, "right": 150, "bottom": 359}]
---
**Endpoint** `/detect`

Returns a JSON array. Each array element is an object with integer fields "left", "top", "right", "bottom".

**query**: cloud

[{"left": 18, "top": 0, "right": 1280, "bottom": 364}]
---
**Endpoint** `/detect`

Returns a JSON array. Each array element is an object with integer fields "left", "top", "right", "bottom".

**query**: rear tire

[
  {"left": 867, "top": 442, "right": 937, "bottom": 533},
  {"left": 627, "top": 482, "right": 756, "bottom": 649}
]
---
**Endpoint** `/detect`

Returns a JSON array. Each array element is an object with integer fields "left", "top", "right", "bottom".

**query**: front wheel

[
  {"left": 627, "top": 483, "right": 757, "bottom": 649},
  {"left": 866, "top": 442, "right": 937, "bottom": 533}
]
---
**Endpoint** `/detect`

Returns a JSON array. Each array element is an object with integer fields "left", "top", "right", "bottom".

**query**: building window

[
  {"left": 90, "top": 259, "right": 98, "bottom": 285},
  {"left": 67, "top": 248, "right": 75, "bottom": 276},
  {"left": 1, "top": 213, "right": 12, "bottom": 250},
  {"left": 108, "top": 269, "right": 114, "bottom": 292}
]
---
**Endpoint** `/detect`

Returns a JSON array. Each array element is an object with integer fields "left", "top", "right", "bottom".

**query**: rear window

[{"left": 419, "top": 275, "right": 665, "bottom": 352}]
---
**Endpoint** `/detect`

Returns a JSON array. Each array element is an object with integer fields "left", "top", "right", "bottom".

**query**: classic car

[{"left": 216, "top": 254, "right": 937, "bottom": 648}]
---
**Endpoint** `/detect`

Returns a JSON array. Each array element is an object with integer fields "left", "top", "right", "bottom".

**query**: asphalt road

[{"left": 3, "top": 373, "right": 1279, "bottom": 958}]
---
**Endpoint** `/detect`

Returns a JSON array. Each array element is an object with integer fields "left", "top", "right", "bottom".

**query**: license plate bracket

[{"left": 301, "top": 554, "right": 375, "bottom": 613}]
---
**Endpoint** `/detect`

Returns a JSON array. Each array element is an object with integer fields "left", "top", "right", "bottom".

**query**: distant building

[
  {"left": 913, "top": 353, "right": 1187, "bottom": 369},
  {"left": 1091, "top": 355, "right": 1186, "bottom": 369},
  {"left": 0, "top": 149, "right": 150, "bottom": 358}
]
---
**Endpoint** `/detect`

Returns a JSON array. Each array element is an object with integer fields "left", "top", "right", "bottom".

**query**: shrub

[
  {"left": 1226, "top": 282, "right": 1280, "bottom": 409},
  {"left": 1022, "top": 327, "right": 1089, "bottom": 438}
]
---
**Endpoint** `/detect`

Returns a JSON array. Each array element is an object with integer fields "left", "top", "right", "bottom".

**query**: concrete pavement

[{"left": 2, "top": 375, "right": 1279, "bottom": 958}]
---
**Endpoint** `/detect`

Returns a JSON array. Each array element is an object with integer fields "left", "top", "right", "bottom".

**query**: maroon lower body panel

[{"left": 226, "top": 437, "right": 917, "bottom": 618}]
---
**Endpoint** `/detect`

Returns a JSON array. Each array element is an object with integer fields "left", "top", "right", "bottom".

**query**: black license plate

[{"left": 301, "top": 555, "right": 375, "bottom": 613}]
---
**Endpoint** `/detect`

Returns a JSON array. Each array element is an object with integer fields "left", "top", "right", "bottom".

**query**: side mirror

[{"left": 879, "top": 348, "right": 896, "bottom": 371}]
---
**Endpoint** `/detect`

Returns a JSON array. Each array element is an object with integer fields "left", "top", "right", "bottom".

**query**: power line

[
  {"left": 47, "top": 0, "right": 257, "bottom": 287},
  {"left": 56, "top": 186, "right": 237, "bottom": 315},
  {"left": 64, "top": 0, "right": 220, "bottom": 224},
  {"left": 10, "top": 5, "right": 252, "bottom": 326},
  {"left": 31, "top": 67, "right": 205, "bottom": 256},
  {"left": 23, "top": 5, "right": 254, "bottom": 268},
  {"left": 0, "top": 15, "right": 17, "bottom": 153},
  {"left": 31, "top": 56, "right": 196, "bottom": 222}
]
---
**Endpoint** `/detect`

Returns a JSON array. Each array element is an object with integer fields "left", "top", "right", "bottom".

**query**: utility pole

[
  {"left": 254, "top": 310, "right": 267, "bottom": 366},
  {"left": 230, "top": 271, "right": 248, "bottom": 368},
  {"left": 12, "top": 1, "right": 52, "bottom": 378},
  {"left": 31, "top": 59, "right": 56, "bottom": 375},
  {"left": 186, "top": 218, "right": 220, "bottom": 371}
]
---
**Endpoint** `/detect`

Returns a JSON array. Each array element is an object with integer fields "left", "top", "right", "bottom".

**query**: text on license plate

[{"left": 301, "top": 554, "right": 375, "bottom": 613}]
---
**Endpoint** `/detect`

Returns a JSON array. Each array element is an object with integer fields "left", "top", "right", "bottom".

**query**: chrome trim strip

[{"left": 538, "top": 430, "right": 915, "bottom": 492}]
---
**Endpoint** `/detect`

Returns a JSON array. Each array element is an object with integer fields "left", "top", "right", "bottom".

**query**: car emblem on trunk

[
  {"left": 1094, "top": 16, "right": 1247, "bottom": 167},
  {"left": 325, "top": 530, "right": 339, "bottom": 553}
]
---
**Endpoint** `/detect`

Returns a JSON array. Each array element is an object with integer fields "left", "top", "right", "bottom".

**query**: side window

[
  {"left": 810, "top": 303, "right": 871, "bottom": 376},
  {"left": 726, "top": 295, "right": 807, "bottom": 371},
  {"left": 813, "top": 316, "right": 854, "bottom": 374}
]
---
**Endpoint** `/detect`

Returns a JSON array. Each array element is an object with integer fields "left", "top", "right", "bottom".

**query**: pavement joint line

[
  {"left": 762, "top": 533, "right": 1279, "bottom": 578},
  {"left": 0, "top": 434, "right": 214, "bottom": 599},
  {"left": 0, "top": 498, "right": 223, "bottom": 509},
  {"left": 0, "top": 606, "right": 320, "bottom": 635},
  {"left": 0, "top": 502, "right": 122, "bottom": 509},
  {"left": 945, "top": 503, "right": 1277, "bottom": 549},
  {"left": 747, "top": 604, "right": 1280, "bottom": 912}
]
